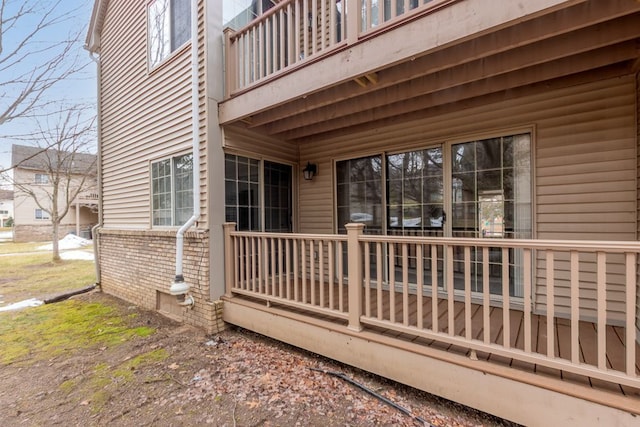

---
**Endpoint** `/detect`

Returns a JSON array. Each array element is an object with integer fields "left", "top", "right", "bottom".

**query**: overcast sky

[{"left": 0, "top": 1, "right": 97, "bottom": 173}]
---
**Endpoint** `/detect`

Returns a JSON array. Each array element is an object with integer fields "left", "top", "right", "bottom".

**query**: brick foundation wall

[
  {"left": 14, "top": 224, "right": 79, "bottom": 242},
  {"left": 98, "top": 228, "right": 224, "bottom": 334}
]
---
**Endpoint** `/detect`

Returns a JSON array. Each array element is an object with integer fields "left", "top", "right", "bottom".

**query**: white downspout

[
  {"left": 88, "top": 51, "right": 103, "bottom": 285},
  {"left": 169, "top": 0, "right": 200, "bottom": 307}
]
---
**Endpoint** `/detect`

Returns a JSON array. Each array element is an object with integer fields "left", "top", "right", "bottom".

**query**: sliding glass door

[
  {"left": 336, "top": 133, "right": 531, "bottom": 298},
  {"left": 450, "top": 134, "right": 531, "bottom": 297}
]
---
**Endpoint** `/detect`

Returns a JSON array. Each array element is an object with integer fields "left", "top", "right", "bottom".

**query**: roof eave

[{"left": 85, "top": 0, "right": 108, "bottom": 53}]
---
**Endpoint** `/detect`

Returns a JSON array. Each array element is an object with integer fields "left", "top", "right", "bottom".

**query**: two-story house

[
  {"left": 11, "top": 145, "right": 99, "bottom": 242},
  {"left": 86, "top": 1, "right": 640, "bottom": 424},
  {"left": 0, "top": 189, "right": 13, "bottom": 228}
]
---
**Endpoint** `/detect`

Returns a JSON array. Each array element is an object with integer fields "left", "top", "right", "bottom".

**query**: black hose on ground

[
  {"left": 43, "top": 284, "right": 97, "bottom": 304},
  {"left": 310, "top": 367, "right": 433, "bottom": 426}
]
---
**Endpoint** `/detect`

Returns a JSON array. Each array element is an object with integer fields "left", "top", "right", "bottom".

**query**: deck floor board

[{"left": 232, "top": 279, "right": 640, "bottom": 400}]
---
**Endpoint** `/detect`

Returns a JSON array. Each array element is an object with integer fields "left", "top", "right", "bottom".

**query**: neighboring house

[
  {"left": 0, "top": 189, "right": 13, "bottom": 227},
  {"left": 86, "top": 1, "right": 640, "bottom": 424},
  {"left": 11, "top": 145, "right": 98, "bottom": 242}
]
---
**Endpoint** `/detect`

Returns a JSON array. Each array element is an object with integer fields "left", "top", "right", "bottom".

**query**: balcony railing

[
  {"left": 224, "top": 0, "right": 452, "bottom": 94},
  {"left": 223, "top": 223, "right": 640, "bottom": 390}
]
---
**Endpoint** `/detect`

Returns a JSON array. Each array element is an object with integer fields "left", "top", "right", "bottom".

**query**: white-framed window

[
  {"left": 35, "top": 209, "right": 49, "bottom": 220},
  {"left": 147, "top": 0, "right": 191, "bottom": 68},
  {"left": 34, "top": 173, "right": 49, "bottom": 184},
  {"left": 0, "top": 210, "right": 8, "bottom": 215},
  {"left": 151, "top": 153, "right": 193, "bottom": 226}
]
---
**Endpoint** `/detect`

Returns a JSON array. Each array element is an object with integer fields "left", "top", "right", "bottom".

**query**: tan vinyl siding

[
  {"left": 298, "top": 75, "right": 637, "bottom": 321},
  {"left": 637, "top": 72, "right": 640, "bottom": 334},
  {"left": 99, "top": 0, "right": 207, "bottom": 228},
  {"left": 224, "top": 127, "right": 298, "bottom": 163}
]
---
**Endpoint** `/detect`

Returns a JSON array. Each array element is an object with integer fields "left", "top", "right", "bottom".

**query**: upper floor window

[
  {"left": 151, "top": 153, "right": 193, "bottom": 226},
  {"left": 148, "top": 0, "right": 191, "bottom": 68},
  {"left": 35, "top": 173, "right": 49, "bottom": 184},
  {"left": 35, "top": 209, "right": 49, "bottom": 220}
]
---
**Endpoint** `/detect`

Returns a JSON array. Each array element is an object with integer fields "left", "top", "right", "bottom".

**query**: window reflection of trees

[{"left": 149, "top": 0, "right": 170, "bottom": 67}]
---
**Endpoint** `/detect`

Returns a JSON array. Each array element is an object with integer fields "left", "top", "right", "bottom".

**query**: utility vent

[{"left": 156, "top": 291, "right": 183, "bottom": 321}]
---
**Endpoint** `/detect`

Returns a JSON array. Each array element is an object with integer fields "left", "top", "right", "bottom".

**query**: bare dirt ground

[{"left": 0, "top": 292, "right": 519, "bottom": 427}]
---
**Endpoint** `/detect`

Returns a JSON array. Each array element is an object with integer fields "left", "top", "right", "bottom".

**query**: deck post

[
  {"left": 223, "top": 28, "right": 237, "bottom": 97},
  {"left": 223, "top": 222, "right": 236, "bottom": 297},
  {"left": 346, "top": 223, "right": 364, "bottom": 332},
  {"left": 346, "top": 0, "right": 359, "bottom": 44}
]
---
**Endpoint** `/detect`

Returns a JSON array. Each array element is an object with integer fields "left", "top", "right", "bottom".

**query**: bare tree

[
  {"left": 6, "top": 107, "right": 96, "bottom": 261},
  {"left": 0, "top": 0, "right": 87, "bottom": 126}
]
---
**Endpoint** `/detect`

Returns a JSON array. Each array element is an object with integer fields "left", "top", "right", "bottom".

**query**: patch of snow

[
  {"left": 60, "top": 250, "right": 95, "bottom": 261},
  {"left": 38, "top": 234, "right": 92, "bottom": 251},
  {"left": 0, "top": 298, "right": 44, "bottom": 312}
]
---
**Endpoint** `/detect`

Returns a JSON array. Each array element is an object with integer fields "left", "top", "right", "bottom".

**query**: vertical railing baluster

[
  {"left": 270, "top": 237, "right": 276, "bottom": 295},
  {"left": 303, "top": 0, "right": 309, "bottom": 58},
  {"left": 389, "top": 243, "right": 396, "bottom": 323},
  {"left": 482, "top": 246, "right": 490, "bottom": 344},
  {"left": 250, "top": 237, "right": 256, "bottom": 292},
  {"left": 295, "top": 0, "right": 301, "bottom": 62},
  {"left": 596, "top": 251, "right": 606, "bottom": 369},
  {"left": 524, "top": 248, "right": 532, "bottom": 353},
  {"left": 312, "top": 0, "right": 318, "bottom": 55},
  {"left": 447, "top": 245, "right": 454, "bottom": 336},
  {"left": 293, "top": 238, "right": 299, "bottom": 301},
  {"left": 502, "top": 247, "right": 510, "bottom": 348},
  {"left": 258, "top": 21, "right": 264, "bottom": 79},
  {"left": 338, "top": 240, "right": 344, "bottom": 312},
  {"left": 287, "top": 4, "right": 294, "bottom": 65},
  {"left": 266, "top": 18, "right": 273, "bottom": 76},
  {"left": 378, "top": 0, "right": 384, "bottom": 25},
  {"left": 570, "top": 250, "right": 579, "bottom": 363},
  {"left": 431, "top": 244, "right": 438, "bottom": 333},
  {"left": 238, "top": 236, "right": 245, "bottom": 289},
  {"left": 261, "top": 237, "right": 267, "bottom": 293},
  {"left": 302, "top": 239, "right": 307, "bottom": 303},
  {"left": 377, "top": 242, "right": 383, "bottom": 320},
  {"left": 365, "top": 0, "right": 372, "bottom": 30},
  {"left": 391, "top": 0, "right": 397, "bottom": 19},
  {"left": 329, "top": 240, "right": 335, "bottom": 310},
  {"left": 286, "top": 237, "right": 291, "bottom": 300},
  {"left": 464, "top": 246, "right": 471, "bottom": 340},
  {"left": 417, "top": 244, "right": 424, "bottom": 329},
  {"left": 365, "top": 242, "right": 371, "bottom": 317},
  {"left": 279, "top": 9, "right": 285, "bottom": 70},
  {"left": 403, "top": 243, "right": 409, "bottom": 326},
  {"left": 278, "top": 238, "right": 284, "bottom": 298},
  {"left": 546, "top": 250, "right": 555, "bottom": 358},
  {"left": 319, "top": 240, "right": 325, "bottom": 308},
  {"left": 625, "top": 252, "right": 636, "bottom": 376},
  {"left": 321, "top": 0, "right": 327, "bottom": 49},
  {"left": 310, "top": 240, "right": 316, "bottom": 306}
]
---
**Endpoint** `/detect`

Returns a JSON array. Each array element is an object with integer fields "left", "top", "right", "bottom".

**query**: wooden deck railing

[
  {"left": 224, "top": 0, "right": 452, "bottom": 94},
  {"left": 223, "top": 222, "right": 640, "bottom": 389}
]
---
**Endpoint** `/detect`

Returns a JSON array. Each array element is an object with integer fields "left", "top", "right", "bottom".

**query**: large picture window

[
  {"left": 148, "top": 0, "right": 191, "bottom": 68},
  {"left": 151, "top": 153, "right": 193, "bottom": 226}
]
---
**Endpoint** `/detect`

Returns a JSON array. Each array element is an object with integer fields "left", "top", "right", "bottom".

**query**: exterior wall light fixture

[{"left": 303, "top": 162, "right": 317, "bottom": 181}]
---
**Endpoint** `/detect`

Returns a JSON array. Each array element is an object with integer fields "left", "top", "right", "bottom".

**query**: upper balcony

[{"left": 220, "top": 0, "right": 640, "bottom": 142}]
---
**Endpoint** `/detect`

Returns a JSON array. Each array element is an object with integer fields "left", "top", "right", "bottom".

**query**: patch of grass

[
  {"left": 0, "top": 252, "right": 95, "bottom": 302},
  {"left": 0, "top": 241, "right": 44, "bottom": 255},
  {"left": 0, "top": 300, "right": 155, "bottom": 366}
]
